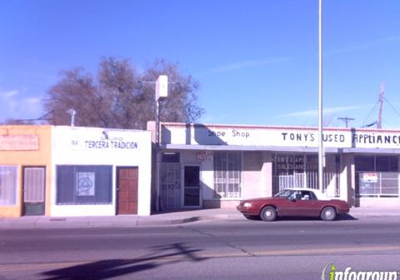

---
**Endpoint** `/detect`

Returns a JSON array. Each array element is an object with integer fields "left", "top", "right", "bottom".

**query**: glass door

[{"left": 183, "top": 165, "right": 201, "bottom": 207}]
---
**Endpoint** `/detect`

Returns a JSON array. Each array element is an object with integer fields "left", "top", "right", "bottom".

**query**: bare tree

[
  {"left": 1, "top": 119, "right": 36, "bottom": 125},
  {"left": 43, "top": 57, "right": 204, "bottom": 129}
]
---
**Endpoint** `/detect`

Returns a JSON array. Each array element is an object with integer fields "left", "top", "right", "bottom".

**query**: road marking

[
  {"left": 1, "top": 245, "right": 399, "bottom": 272},
  {"left": 161, "top": 245, "right": 400, "bottom": 259},
  {"left": 251, "top": 245, "right": 400, "bottom": 257}
]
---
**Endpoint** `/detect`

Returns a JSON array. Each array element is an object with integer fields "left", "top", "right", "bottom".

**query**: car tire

[
  {"left": 260, "top": 206, "right": 277, "bottom": 222},
  {"left": 321, "top": 206, "right": 337, "bottom": 221}
]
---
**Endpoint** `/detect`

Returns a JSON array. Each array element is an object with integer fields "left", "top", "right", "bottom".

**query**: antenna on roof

[{"left": 377, "top": 82, "right": 385, "bottom": 129}]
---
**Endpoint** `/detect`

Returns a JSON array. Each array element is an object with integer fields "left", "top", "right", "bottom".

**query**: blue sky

[{"left": 1, "top": 0, "right": 400, "bottom": 128}]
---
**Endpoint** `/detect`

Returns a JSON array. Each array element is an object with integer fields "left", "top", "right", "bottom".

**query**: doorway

[
  {"left": 183, "top": 165, "right": 201, "bottom": 207},
  {"left": 23, "top": 167, "right": 46, "bottom": 216},
  {"left": 117, "top": 167, "right": 138, "bottom": 215}
]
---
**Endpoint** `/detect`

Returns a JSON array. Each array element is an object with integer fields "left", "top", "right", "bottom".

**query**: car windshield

[{"left": 274, "top": 189, "right": 293, "bottom": 198}]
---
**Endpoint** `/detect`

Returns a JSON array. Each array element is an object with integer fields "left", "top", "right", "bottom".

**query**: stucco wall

[
  {"left": 242, "top": 152, "right": 263, "bottom": 199},
  {"left": 0, "top": 125, "right": 52, "bottom": 217},
  {"left": 51, "top": 126, "right": 152, "bottom": 216}
]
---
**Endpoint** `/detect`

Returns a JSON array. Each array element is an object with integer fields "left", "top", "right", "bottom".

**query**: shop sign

[
  {"left": 76, "top": 172, "right": 95, "bottom": 196},
  {"left": 68, "top": 136, "right": 139, "bottom": 151},
  {"left": 59, "top": 132, "right": 140, "bottom": 151},
  {"left": 0, "top": 134, "right": 39, "bottom": 151},
  {"left": 164, "top": 124, "right": 400, "bottom": 149},
  {"left": 362, "top": 172, "right": 378, "bottom": 183},
  {"left": 197, "top": 151, "right": 213, "bottom": 162}
]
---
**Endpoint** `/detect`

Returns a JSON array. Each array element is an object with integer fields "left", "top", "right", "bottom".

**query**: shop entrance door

[
  {"left": 117, "top": 167, "right": 138, "bottom": 215},
  {"left": 183, "top": 165, "right": 201, "bottom": 207},
  {"left": 23, "top": 167, "right": 46, "bottom": 216}
]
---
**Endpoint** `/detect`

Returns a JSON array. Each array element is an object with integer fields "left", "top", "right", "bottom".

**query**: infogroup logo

[{"left": 321, "top": 263, "right": 399, "bottom": 280}]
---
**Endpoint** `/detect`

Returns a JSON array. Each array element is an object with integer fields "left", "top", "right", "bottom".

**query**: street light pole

[
  {"left": 155, "top": 75, "right": 168, "bottom": 212},
  {"left": 155, "top": 98, "right": 161, "bottom": 212},
  {"left": 318, "top": 0, "right": 324, "bottom": 192}
]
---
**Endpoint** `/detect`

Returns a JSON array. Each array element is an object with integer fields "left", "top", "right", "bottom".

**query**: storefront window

[
  {"left": 274, "top": 154, "right": 306, "bottom": 175},
  {"left": 0, "top": 166, "right": 17, "bottom": 205},
  {"left": 355, "top": 156, "right": 398, "bottom": 172},
  {"left": 271, "top": 154, "right": 341, "bottom": 194},
  {"left": 56, "top": 165, "right": 112, "bottom": 205},
  {"left": 376, "top": 156, "right": 398, "bottom": 172},
  {"left": 214, "top": 152, "right": 242, "bottom": 199},
  {"left": 355, "top": 156, "right": 375, "bottom": 171},
  {"left": 273, "top": 154, "right": 318, "bottom": 191},
  {"left": 162, "top": 152, "right": 180, "bottom": 163},
  {"left": 356, "top": 156, "right": 399, "bottom": 197}
]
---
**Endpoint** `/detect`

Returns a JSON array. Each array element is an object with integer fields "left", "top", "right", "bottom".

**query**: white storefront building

[
  {"left": 155, "top": 122, "right": 400, "bottom": 210},
  {"left": 51, "top": 126, "right": 152, "bottom": 216}
]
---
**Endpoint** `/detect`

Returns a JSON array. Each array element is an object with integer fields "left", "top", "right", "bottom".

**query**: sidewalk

[
  {"left": 0, "top": 209, "right": 240, "bottom": 229},
  {"left": 0, "top": 206, "right": 399, "bottom": 229}
]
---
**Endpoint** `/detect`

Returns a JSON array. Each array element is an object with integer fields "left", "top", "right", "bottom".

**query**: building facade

[
  {"left": 51, "top": 126, "right": 152, "bottom": 217},
  {"left": 0, "top": 125, "right": 152, "bottom": 217},
  {"left": 155, "top": 122, "right": 400, "bottom": 211},
  {"left": 0, "top": 125, "right": 52, "bottom": 217},
  {"left": 2, "top": 122, "right": 399, "bottom": 217}
]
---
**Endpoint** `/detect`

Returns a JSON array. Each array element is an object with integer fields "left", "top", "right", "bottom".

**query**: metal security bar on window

[
  {"left": 272, "top": 154, "right": 340, "bottom": 196},
  {"left": 0, "top": 166, "right": 17, "bottom": 205},
  {"left": 160, "top": 163, "right": 181, "bottom": 208},
  {"left": 358, "top": 172, "right": 399, "bottom": 197},
  {"left": 24, "top": 167, "right": 45, "bottom": 203},
  {"left": 213, "top": 152, "right": 242, "bottom": 199}
]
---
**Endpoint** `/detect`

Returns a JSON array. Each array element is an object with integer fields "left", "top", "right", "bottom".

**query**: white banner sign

[
  {"left": 162, "top": 124, "right": 400, "bottom": 149},
  {"left": 55, "top": 127, "right": 140, "bottom": 152}
]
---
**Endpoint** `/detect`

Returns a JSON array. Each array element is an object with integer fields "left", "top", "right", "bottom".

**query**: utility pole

[
  {"left": 338, "top": 117, "right": 354, "bottom": 128},
  {"left": 377, "top": 82, "right": 385, "bottom": 129},
  {"left": 318, "top": 0, "right": 324, "bottom": 193}
]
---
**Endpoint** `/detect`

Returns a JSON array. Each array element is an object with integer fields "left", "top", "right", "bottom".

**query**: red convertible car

[{"left": 237, "top": 188, "right": 350, "bottom": 221}]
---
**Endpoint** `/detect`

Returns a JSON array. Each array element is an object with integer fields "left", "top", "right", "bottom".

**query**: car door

[
  {"left": 275, "top": 196, "right": 298, "bottom": 216},
  {"left": 277, "top": 191, "right": 305, "bottom": 216},
  {"left": 295, "top": 191, "right": 319, "bottom": 217},
  {"left": 279, "top": 191, "right": 317, "bottom": 217}
]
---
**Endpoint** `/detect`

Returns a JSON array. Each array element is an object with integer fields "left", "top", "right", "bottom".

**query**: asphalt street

[{"left": 1, "top": 216, "right": 400, "bottom": 280}]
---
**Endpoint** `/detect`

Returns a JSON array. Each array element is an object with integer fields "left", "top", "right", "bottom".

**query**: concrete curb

[{"left": 1, "top": 209, "right": 400, "bottom": 229}]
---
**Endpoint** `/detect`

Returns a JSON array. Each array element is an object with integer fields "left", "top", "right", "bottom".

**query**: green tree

[{"left": 43, "top": 57, "right": 204, "bottom": 129}]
